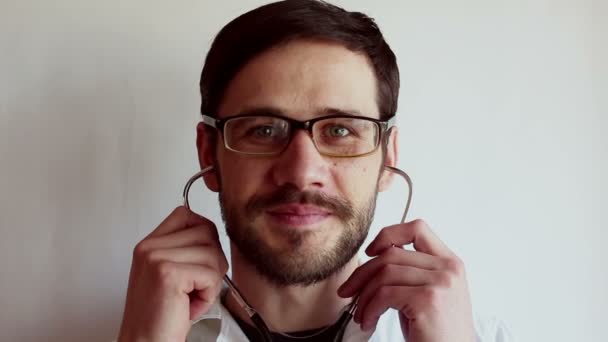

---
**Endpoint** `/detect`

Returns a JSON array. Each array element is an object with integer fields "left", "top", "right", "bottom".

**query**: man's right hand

[{"left": 118, "top": 206, "right": 228, "bottom": 342}]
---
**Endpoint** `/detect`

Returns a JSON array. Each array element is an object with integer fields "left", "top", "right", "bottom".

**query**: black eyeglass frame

[{"left": 201, "top": 113, "right": 396, "bottom": 158}]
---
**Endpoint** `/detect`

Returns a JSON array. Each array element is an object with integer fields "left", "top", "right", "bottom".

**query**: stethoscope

[{"left": 182, "top": 165, "right": 413, "bottom": 341}]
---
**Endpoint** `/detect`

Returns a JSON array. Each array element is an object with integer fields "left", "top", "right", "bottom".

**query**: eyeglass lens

[{"left": 223, "top": 116, "right": 380, "bottom": 156}]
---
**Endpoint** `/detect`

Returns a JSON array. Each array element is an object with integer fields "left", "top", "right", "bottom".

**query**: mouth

[{"left": 265, "top": 204, "right": 332, "bottom": 226}]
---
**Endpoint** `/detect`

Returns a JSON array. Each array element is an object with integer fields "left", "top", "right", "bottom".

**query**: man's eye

[
  {"left": 251, "top": 125, "right": 276, "bottom": 137},
  {"left": 327, "top": 125, "right": 351, "bottom": 137}
]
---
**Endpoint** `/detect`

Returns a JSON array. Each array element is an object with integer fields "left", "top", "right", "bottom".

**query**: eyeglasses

[{"left": 202, "top": 113, "right": 396, "bottom": 157}]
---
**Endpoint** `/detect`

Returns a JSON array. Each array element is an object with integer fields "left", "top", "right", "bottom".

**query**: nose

[{"left": 270, "top": 129, "right": 329, "bottom": 191}]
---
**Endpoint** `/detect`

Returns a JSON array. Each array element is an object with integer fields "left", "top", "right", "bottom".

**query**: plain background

[{"left": 1, "top": 0, "right": 606, "bottom": 341}]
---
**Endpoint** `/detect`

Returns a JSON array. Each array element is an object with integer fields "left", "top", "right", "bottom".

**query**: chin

[{"left": 269, "top": 225, "right": 339, "bottom": 252}]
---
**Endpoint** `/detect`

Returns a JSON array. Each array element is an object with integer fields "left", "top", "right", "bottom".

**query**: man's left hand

[{"left": 338, "top": 219, "right": 476, "bottom": 342}]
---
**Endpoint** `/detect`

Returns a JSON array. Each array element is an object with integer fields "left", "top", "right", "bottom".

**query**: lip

[
  {"left": 266, "top": 204, "right": 331, "bottom": 226},
  {"left": 267, "top": 204, "right": 331, "bottom": 215}
]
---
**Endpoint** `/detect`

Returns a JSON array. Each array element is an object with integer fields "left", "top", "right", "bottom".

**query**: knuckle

[
  {"left": 377, "top": 285, "right": 394, "bottom": 301},
  {"left": 411, "top": 219, "right": 428, "bottom": 233},
  {"left": 444, "top": 256, "right": 465, "bottom": 274},
  {"left": 420, "top": 286, "right": 440, "bottom": 306},
  {"left": 154, "top": 261, "right": 178, "bottom": 285},
  {"left": 133, "top": 240, "right": 150, "bottom": 259},
  {"left": 172, "top": 205, "right": 187, "bottom": 216},
  {"left": 435, "top": 271, "right": 455, "bottom": 288},
  {"left": 145, "top": 249, "right": 162, "bottom": 264},
  {"left": 378, "top": 264, "right": 394, "bottom": 281},
  {"left": 178, "top": 205, "right": 197, "bottom": 222},
  {"left": 166, "top": 206, "right": 191, "bottom": 225},
  {"left": 196, "top": 222, "right": 218, "bottom": 239}
]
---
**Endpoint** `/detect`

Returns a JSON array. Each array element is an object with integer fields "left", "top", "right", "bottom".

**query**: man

[{"left": 118, "top": 0, "right": 512, "bottom": 341}]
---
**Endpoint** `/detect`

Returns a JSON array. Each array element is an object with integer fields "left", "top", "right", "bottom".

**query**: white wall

[{"left": 1, "top": 0, "right": 606, "bottom": 341}]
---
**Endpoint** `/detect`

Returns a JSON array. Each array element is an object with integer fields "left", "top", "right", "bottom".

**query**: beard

[{"left": 219, "top": 184, "right": 377, "bottom": 287}]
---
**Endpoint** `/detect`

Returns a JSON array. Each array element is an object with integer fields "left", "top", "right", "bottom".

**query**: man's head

[{"left": 196, "top": 0, "right": 400, "bottom": 286}]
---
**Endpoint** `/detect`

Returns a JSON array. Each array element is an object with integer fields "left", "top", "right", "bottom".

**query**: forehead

[{"left": 217, "top": 40, "right": 380, "bottom": 120}]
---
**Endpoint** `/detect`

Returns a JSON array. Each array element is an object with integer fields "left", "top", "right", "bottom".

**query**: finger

[
  {"left": 338, "top": 247, "right": 439, "bottom": 297},
  {"left": 183, "top": 264, "right": 224, "bottom": 305},
  {"left": 142, "top": 225, "right": 221, "bottom": 251},
  {"left": 357, "top": 285, "right": 417, "bottom": 331},
  {"left": 147, "top": 246, "right": 229, "bottom": 275},
  {"left": 353, "top": 265, "right": 434, "bottom": 324},
  {"left": 148, "top": 206, "right": 213, "bottom": 238},
  {"left": 366, "top": 219, "right": 451, "bottom": 257},
  {"left": 157, "top": 262, "right": 222, "bottom": 295},
  {"left": 190, "top": 277, "right": 223, "bottom": 320}
]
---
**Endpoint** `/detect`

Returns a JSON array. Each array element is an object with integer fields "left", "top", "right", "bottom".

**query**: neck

[{"left": 224, "top": 243, "right": 359, "bottom": 332}]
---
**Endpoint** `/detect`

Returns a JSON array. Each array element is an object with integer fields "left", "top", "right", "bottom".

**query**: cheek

[
  {"left": 218, "top": 155, "right": 269, "bottom": 204},
  {"left": 331, "top": 159, "right": 380, "bottom": 204}
]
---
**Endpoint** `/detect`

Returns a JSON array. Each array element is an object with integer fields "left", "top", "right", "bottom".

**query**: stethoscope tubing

[{"left": 182, "top": 165, "right": 412, "bottom": 341}]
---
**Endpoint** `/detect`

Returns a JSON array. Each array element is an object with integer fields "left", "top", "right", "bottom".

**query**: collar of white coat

[{"left": 189, "top": 287, "right": 374, "bottom": 341}]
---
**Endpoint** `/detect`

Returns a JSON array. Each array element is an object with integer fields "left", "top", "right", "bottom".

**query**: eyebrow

[{"left": 232, "top": 106, "right": 365, "bottom": 118}]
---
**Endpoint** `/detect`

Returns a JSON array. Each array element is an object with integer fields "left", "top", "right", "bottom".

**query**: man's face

[{"left": 199, "top": 40, "right": 395, "bottom": 286}]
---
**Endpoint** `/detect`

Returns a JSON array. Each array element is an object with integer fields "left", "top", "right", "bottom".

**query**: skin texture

[{"left": 118, "top": 39, "right": 475, "bottom": 342}]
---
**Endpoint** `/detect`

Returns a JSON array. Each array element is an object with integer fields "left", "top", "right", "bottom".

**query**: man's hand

[
  {"left": 338, "top": 219, "right": 475, "bottom": 342},
  {"left": 118, "top": 206, "right": 229, "bottom": 342}
]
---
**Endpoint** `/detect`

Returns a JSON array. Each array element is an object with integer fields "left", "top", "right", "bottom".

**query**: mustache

[{"left": 246, "top": 185, "right": 355, "bottom": 220}]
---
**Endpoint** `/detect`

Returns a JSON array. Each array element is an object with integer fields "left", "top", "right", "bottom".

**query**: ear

[
  {"left": 196, "top": 121, "right": 220, "bottom": 192},
  {"left": 378, "top": 126, "right": 399, "bottom": 192}
]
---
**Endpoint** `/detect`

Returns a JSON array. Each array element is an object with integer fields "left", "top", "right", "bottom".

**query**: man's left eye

[
  {"left": 328, "top": 126, "right": 351, "bottom": 137},
  {"left": 253, "top": 125, "right": 276, "bottom": 137}
]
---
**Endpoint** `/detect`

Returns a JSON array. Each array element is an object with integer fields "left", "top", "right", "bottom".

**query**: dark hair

[{"left": 199, "top": 0, "right": 400, "bottom": 121}]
